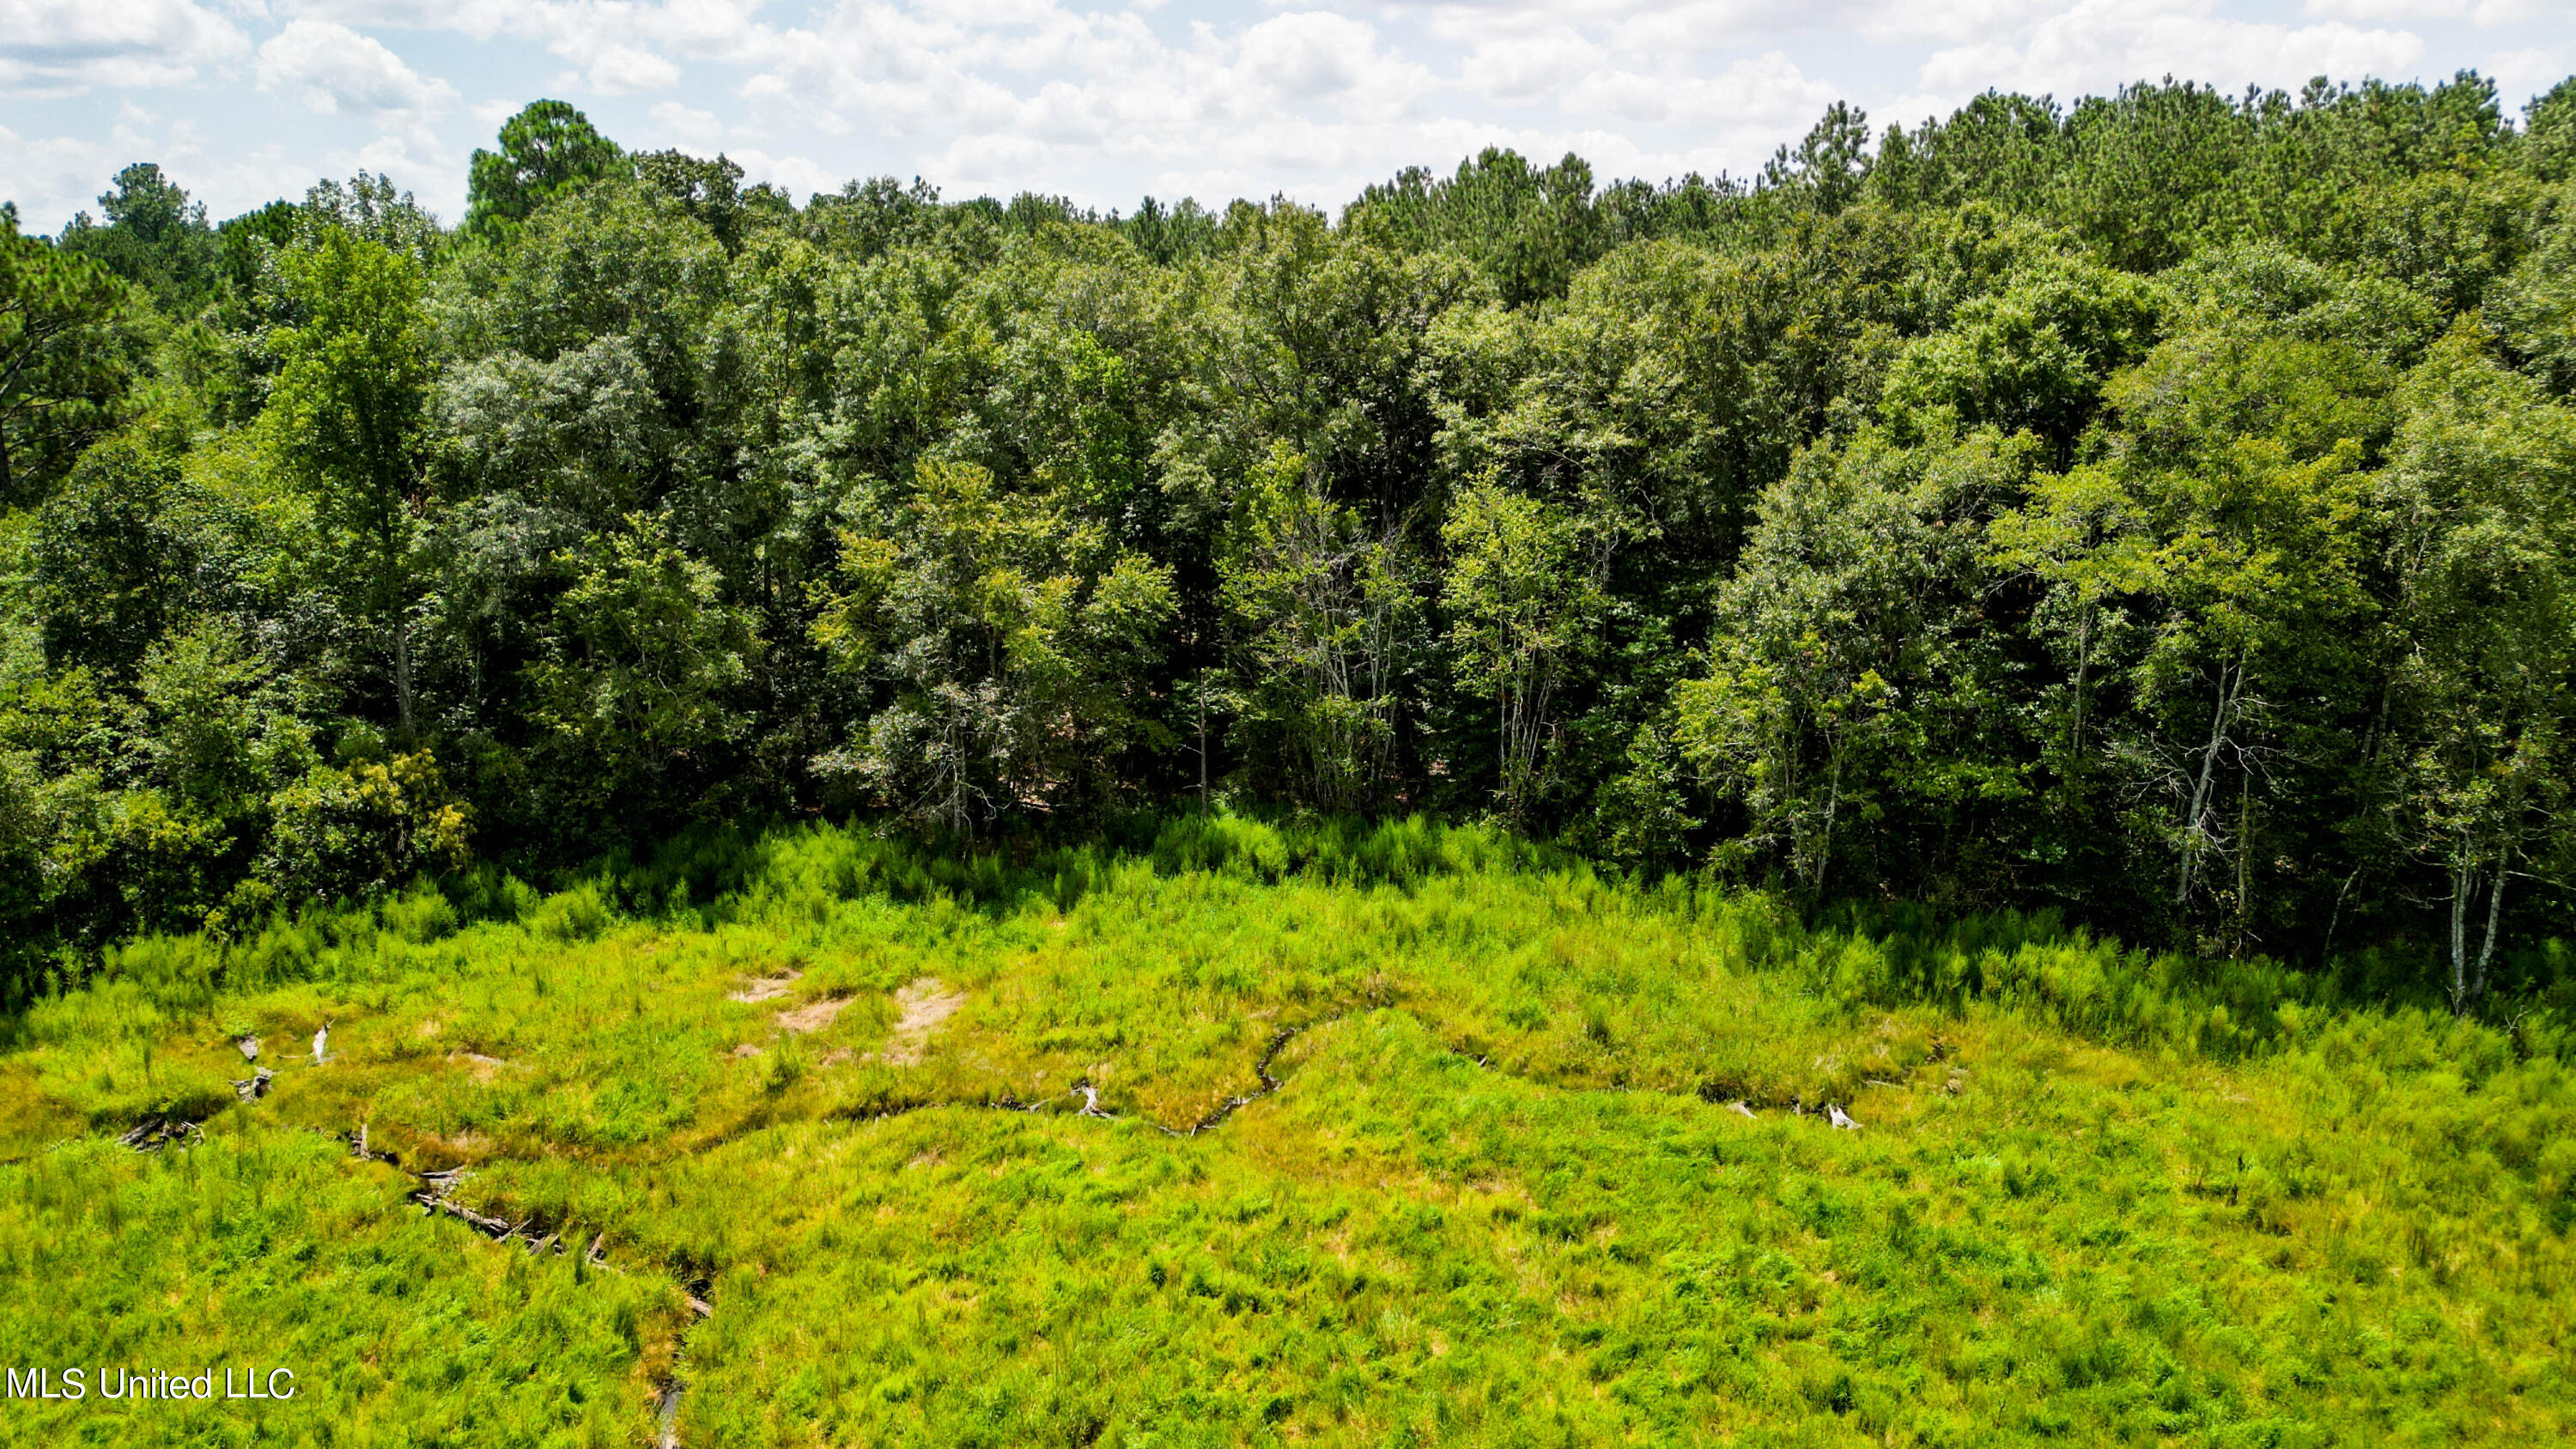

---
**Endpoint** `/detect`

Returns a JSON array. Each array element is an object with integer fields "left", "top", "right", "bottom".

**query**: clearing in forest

[{"left": 0, "top": 820, "right": 2567, "bottom": 1447}]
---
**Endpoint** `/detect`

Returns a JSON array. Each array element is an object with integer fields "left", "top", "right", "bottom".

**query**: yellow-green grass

[{"left": 2, "top": 819, "right": 2568, "bottom": 1446}]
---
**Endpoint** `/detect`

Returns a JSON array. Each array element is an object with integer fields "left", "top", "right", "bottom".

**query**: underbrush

[{"left": 0, "top": 815, "right": 2568, "bottom": 1445}]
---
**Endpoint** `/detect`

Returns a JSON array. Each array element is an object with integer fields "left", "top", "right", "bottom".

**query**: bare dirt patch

[
  {"left": 730, "top": 1043, "right": 764, "bottom": 1059},
  {"left": 776, "top": 996, "right": 852, "bottom": 1034},
  {"left": 448, "top": 1051, "right": 507, "bottom": 1082},
  {"left": 883, "top": 977, "right": 965, "bottom": 1065},
  {"left": 728, "top": 971, "right": 803, "bottom": 1004},
  {"left": 419, "top": 1129, "right": 492, "bottom": 1163}
]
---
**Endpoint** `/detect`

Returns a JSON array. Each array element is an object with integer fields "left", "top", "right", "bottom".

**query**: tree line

[{"left": 4, "top": 77, "right": 2574, "bottom": 1008}]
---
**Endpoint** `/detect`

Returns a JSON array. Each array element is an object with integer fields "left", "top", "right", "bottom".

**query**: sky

[{"left": 3, "top": 0, "right": 2571, "bottom": 234}]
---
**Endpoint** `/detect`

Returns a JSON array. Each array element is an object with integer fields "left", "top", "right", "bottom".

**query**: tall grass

[
  {"left": 3, "top": 813, "right": 2567, "bottom": 1445},
  {"left": 33, "top": 813, "right": 2563, "bottom": 1065}
]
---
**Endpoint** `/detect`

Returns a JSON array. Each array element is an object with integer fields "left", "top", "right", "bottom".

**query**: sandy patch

[
  {"left": 449, "top": 1051, "right": 507, "bottom": 1082},
  {"left": 728, "top": 971, "right": 803, "bottom": 1003},
  {"left": 884, "top": 977, "right": 965, "bottom": 1066},
  {"left": 424, "top": 1129, "right": 492, "bottom": 1159},
  {"left": 777, "top": 996, "right": 851, "bottom": 1034}
]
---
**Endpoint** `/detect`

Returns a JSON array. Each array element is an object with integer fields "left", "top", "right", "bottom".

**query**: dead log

[
  {"left": 656, "top": 1385, "right": 684, "bottom": 1449},
  {"left": 417, "top": 1192, "right": 516, "bottom": 1239},
  {"left": 118, "top": 1117, "right": 202, "bottom": 1152}
]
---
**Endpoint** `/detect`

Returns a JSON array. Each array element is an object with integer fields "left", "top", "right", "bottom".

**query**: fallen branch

[
  {"left": 399, "top": 1161, "right": 521, "bottom": 1240},
  {"left": 420, "top": 1191, "right": 519, "bottom": 1240},
  {"left": 118, "top": 1117, "right": 203, "bottom": 1153},
  {"left": 656, "top": 1383, "right": 685, "bottom": 1449}
]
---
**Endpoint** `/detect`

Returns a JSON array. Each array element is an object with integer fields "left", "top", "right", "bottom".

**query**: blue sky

[{"left": 3, "top": 0, "right": 2570, "bottom": 233}]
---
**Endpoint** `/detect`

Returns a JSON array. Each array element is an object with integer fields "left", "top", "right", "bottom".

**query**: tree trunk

[
  {"left": 2233, "top": 770, "right": 2254, "bottom": 954},
  {"left": 393, "top": 617, "right": 418, "bottom": 744},
  {"left": 2448, "top": 850, "right": 2473, "bottom": 1017},
  {"left": 1811, "top": 741, "right": 1844, "bottom": 904},
  {"left": 2175, "top": 657, "right": 2240, "bottom": 907},
  {"left": 2324, "top": 866, "right": 2361, "bottom": 959},
  {"left": 2071, "top": 600, "right": 2092, "bottom": 758},
  {"left": 2475, "top": 844, "right": 2509, "bottom": 1008},
  {"left": 1499, "top": 658, "right": 1558, "bottom": 825}
]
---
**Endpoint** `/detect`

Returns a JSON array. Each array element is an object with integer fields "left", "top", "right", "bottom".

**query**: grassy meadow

[{"left": 1, "top": 817, "right": 2571, "bottom": 1446}]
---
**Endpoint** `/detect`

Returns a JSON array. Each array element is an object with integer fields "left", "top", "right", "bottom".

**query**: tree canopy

[{"left": 3, "top": 80, "right": 2574, "bottom": 1012}]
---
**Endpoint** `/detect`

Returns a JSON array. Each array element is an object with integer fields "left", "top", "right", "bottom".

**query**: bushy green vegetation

[
  {"left": 6, "top": 73, "right": 2576, "bottom": 1013},
  {"left": 8, "top": 67, "right": 2576, "bottom": 1448},
  {"left": 3, "top": 819, "right": 2569, "bottom": 1445}
]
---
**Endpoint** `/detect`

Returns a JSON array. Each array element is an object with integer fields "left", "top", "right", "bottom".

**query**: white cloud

[
  {"left": 2464, "top": 0, "right": 2559, "bottom": 22},
  {"left": 1236, "top": 11, "right": 1413, "bottom": 100},
  {"left": 2300, "top": 0, "right": 2466, "bottom": 19},
  {"left": 0, "top": 0, "right": 250, "bottom": 93},
  {"left": 0, "top": 113, "right": 315, "bottom": 230},
  {"left": 270, "top": 0, "right": 524, "bottom": 41},
  {"left": 649, "top": 100, "right": 726, "bottom": 149},
  {"left": 732, "top": 0, "right": 1447, "bottom": 192},
  {"left": 1680, "top": 50, "right": 1840, "bottom": 128},
  {"left": 2303, "top": 0, "right": 2552, "bottom": 20},
  {"left": 588, "top": 44, "right": 682, "bottom": 93},
  {"left": 1424, "top": 0, "right": 1810, "bottom": 46},
  {"left": 1919, "top": 0, "right": 2427, "bottom": 99},
  {"left": 642, "top": 0, "right": 776, "bottom": 60},
  {"left": 2488, "top": 44, "right": 2575, "bottom": 104},
  {"left": 1849, "top": 0, "right": 2088, "bottom": 42},
  {"left": 729, "top": 147, "right": 839, "bottom": 199},
  {"left": 270, "top": 0, "right": 766, "bottom": 91},
  {"left": 257, "top": 19, "right": 458, "bottom": 115},
  {"left": 1461, "top": 27, "right": 1610, "bottom": 101},
  {"left": 0, "top": 125, "right": 117, "bottom": 224},
  {"left": 1418, "top": 0, "right": 2071, "bottom": 51},
  {"left": 9, "top": 0, "right": 2569, "bottom": 234}
]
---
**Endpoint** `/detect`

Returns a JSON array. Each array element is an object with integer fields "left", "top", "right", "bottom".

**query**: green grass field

[{"left": 2, "top": 818, "right": 2570, "bottom": 1447}]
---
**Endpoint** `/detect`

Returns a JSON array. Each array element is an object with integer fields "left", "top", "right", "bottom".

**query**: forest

[
  {"left": 7, "top": 71, "right": 2576, "bottom": 1449},
  {"left": 6, "top": 73, "right": 2576, "bottom": 1013}
]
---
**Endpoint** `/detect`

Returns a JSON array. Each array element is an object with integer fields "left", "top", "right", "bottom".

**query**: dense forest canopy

[{"left": 5, "top": 73, "right": 2575, "bottom": 1010}]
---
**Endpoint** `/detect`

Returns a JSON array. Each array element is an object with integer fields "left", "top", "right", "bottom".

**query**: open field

[{"left": 2, "top": 818, "right": 2570, "bottom": 1446}]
